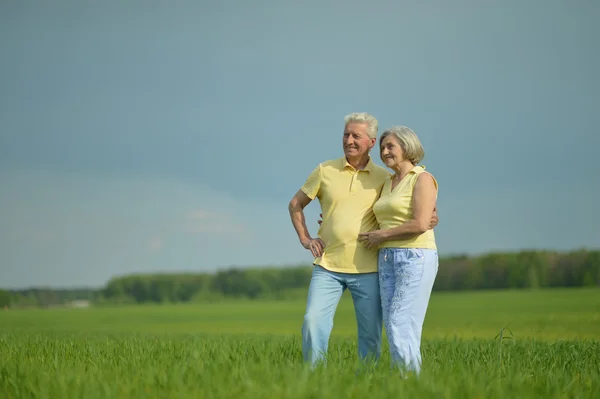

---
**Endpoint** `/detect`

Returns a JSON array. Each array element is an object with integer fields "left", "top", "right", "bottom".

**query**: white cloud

[
  {"left": 146, "top": 236, "right": 164, "bottom": 253},
  {"left": 0, "top": 168, "right": 309, "bottom": 288},
  {"left": 188, "top": 209, "right": 216, "bottom": 220},
  {"left": 184, "top": 209, "right": 247, "bottom": 235}
]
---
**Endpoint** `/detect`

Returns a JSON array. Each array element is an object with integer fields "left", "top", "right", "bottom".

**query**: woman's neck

[{"left": 392, "top": 161, "right": 416, "bottom": 180}]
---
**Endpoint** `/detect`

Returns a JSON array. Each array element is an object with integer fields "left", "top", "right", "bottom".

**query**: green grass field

[{"left": 1, "top": 288, "right": 599, "bottom": 398}]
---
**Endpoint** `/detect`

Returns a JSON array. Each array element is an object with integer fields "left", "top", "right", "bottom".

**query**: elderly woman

[{"left": 358, "top": 126, "right": 438, "bottom": 376}]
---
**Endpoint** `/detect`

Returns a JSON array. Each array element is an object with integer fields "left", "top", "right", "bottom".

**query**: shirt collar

[
  {"left": 342, "top": 156, "right": 375, "bottom": 172},
  {"left": 388, "top": 164, "right": 426, "bottom": 179}
]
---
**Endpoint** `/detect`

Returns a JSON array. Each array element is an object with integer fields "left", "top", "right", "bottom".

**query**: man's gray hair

[{"left": 344, "top": 112, "right": 378, "bottom": 139}]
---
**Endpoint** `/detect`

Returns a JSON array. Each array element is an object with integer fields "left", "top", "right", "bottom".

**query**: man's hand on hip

[{"left": 301, "top": 238, "right": 326, "bottom": 258}]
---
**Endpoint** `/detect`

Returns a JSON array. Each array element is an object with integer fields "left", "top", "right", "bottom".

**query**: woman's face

[{"left": 380, "top": 135, "right": 405, "bottom": 168}]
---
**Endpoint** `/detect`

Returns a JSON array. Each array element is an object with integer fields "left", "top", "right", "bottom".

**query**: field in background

[
  {"left": 1, "top": 288, "right": 599, "bottom": 398},
  {"left": 4, "top": 287, "right": 599, "bottom": 340}
]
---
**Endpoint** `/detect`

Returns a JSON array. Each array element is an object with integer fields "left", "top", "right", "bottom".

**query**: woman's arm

[{"left": 358, "top": 173, "right": 438, "bottom": 249}]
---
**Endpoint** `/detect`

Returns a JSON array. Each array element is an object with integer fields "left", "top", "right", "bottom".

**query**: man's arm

[
  {"left": 319, "top": 209, "right": 437, "bottom": 228},
  {"left": 430, "top": 207, "right": 439, "bottom": 229},
  {"left": 288, "top": 190, "right": 325, "bottom": 257}
]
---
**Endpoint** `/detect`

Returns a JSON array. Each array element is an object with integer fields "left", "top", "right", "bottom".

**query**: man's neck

[{"left": 346, "top": 155, "right": 370, "bottom": 170}]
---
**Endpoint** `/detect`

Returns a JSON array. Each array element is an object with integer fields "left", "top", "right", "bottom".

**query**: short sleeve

[{"left": 300, "top": 164, "right": 322, "bottom": 200}]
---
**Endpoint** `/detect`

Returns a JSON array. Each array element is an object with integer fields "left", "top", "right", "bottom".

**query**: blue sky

[{"left": 1, "top": 0, "right": 599, "bottom": 288}]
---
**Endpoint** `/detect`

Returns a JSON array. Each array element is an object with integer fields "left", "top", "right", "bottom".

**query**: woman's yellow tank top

[{"left": 372, "top": 165, "right": 437, "bottom": 249}]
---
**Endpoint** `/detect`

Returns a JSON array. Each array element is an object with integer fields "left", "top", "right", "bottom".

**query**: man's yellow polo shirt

[{"left": 301, "top": 157, "right": 390, "bottom": 274}]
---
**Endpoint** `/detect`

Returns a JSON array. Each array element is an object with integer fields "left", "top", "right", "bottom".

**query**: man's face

[{"left": 343, "top": 122, "right": 375, "bottom": 159}]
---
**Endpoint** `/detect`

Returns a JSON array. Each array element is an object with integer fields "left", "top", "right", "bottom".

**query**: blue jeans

[
  {"left": 301, "top": 265, "right": 382, "bottom": 366},
  {"left": 378, "top": 248, "right": 438, "bottom": 375}
]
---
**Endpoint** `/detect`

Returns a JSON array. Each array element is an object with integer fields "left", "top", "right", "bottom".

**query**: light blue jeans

[
  {"left": 378, "top": 248, "right": 438, "bottom": 375},
  {"left": 301, "top": 265, "right": 382, "bottom": 366}
]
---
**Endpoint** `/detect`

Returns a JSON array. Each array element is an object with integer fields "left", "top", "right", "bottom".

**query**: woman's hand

[{"left": 358, "top": 230, "right": 387, "bottom": 249}]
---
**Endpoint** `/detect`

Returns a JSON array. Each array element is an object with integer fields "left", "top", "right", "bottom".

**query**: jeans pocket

[
  {"left": 397, "top": 248, "right": 424, "bottom": 262},
  {"left": 393, "top": 249, "right": 426, "bottom": 282}
]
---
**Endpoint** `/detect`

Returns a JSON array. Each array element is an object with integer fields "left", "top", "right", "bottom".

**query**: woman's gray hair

[
  {"left": 344, "top": 112, "right": 378, "bottom": 139},
  {"left": 380, "top": 126, "right": 425, "bottom": 165}
]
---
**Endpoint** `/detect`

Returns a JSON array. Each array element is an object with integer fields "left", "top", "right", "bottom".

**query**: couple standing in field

[{"left": 288, "top": 112, "right": 439, "bottom": 375}]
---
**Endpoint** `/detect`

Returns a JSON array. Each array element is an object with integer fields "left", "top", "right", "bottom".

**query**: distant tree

[
  {"left": 76, "top": 250, "right": 600, "bottom": 304},
  {"left": 0, "top": 289, "right": 11, "bottom": 308}
]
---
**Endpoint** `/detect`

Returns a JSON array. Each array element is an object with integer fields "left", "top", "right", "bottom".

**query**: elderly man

[{"left": 288, "top": 112, "right": 437, "bottom": 366}]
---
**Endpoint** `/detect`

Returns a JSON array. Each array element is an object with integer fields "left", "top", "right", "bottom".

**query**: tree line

[
  {"left": 2, "top": 288, "right": 95, "bottom": 309},
  {"left": 3, "top": 249, "right": 599, "bottom": 308}
]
